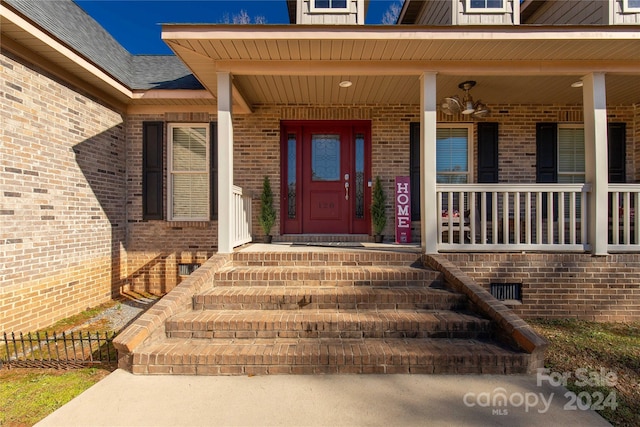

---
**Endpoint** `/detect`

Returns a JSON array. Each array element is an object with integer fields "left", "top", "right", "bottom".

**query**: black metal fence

[{"left": 1, "top": 331, "right": 117, "bottom": 369}]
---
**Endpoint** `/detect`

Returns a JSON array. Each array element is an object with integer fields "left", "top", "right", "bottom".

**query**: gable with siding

[{"left": 524, "top": 0, "right": 608, "bottom": 24}]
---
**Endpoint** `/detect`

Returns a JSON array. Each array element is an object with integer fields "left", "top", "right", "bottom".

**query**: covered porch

[
  {"left": 161, "top": 24, "right": 640, "bottom": 255},
  {"left": 437, "top": 182, "right": 639, "bottom": 252}
]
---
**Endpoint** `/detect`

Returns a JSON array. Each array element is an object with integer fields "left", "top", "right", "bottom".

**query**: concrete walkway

[{"left": 36, "top": 370, "right": 611, "bottom": 427}]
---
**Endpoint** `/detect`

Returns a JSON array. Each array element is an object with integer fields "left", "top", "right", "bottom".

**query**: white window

[
  {"left": 558, "top": 125, "right": 585, "bottom": 184},
  {"left": 466, "top": 0, "right": 506, "bottom": 13},
  {"left": 311, "top": 0, "right": 349, "bottom": 13},
  {"left": 436, "top": 124, "right": 473, "bottom": 184},
  {"left": 623, "top": 0, "right": 640, "bottom": 12},
  {"left": 168, "top": 124, "right": 209, "bottom": 221}
]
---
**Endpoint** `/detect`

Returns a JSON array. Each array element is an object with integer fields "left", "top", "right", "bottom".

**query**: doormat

[{"left": 291, "top": 242, "right": 365, "bottom": 248}]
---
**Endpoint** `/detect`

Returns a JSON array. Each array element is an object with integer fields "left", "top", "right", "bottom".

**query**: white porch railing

[
  {"left": 436, "top": 184, "right": 591, "bottom": 252},
  {"left": 232, "top": 185, "right": 252, "bottom": 248},
  {"left": 608, "top": 184, "right": 640, "bottom": 252}
]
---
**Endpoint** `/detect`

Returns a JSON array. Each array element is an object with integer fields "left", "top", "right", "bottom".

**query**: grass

[
  {"left": 0, "top": 367, "right": 113, "bottom": 427},
  {"left": 0, "top": 292, "right": 158, "bottom": 425},
  {"left": 529, "top": 319, "right": 640, "bottom": 427},
  {"left": 44, "top": 302, "right": 118, "bottom": 333}
]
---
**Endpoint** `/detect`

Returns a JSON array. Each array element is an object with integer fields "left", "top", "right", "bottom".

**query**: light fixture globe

[
  {"left": 459, "top": 80, "right": 477, "bottom": 114},
  {"left": 462, "top": 101, "right": 475, "bottom": 115}
]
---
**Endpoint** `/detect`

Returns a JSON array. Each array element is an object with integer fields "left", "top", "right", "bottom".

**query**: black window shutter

[
  {"left": 536, "top": 123, "right": 558, "bottom": 183},
  {"left": 409, "top": 122, "right": 421, "bottom": 221},
  {"left": 608, "top": 123, "right": 626, "bottom": 184},
  {"left": 142, "top": 121, "right": 164, "bottom": 220},
  {"left": 477, "top": 122, "right": 499, "bottom": 217},
  {"left": 210, "top": 122, "right": 218, "bottom": 220},
  {"left": 477, "top": 123, "right": 499, "bottom": 183},
  {"left": 536, "top": 123, "right": 558, "bottom": 219}
]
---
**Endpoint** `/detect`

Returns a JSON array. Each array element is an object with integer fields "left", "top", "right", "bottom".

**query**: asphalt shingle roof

[
  {"left": 131, "top": 56, "right": 203, "bottom": 90},
  {"left": 4, "top": 0, "right": 203, "bottom": 90}
]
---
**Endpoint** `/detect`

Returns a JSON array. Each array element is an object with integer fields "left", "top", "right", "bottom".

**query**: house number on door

[{"left": 319, "top": 202, "right": 335, "bottom": 209}]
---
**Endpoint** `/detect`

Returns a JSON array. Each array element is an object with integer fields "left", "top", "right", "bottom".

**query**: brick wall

[
  {"left": 432, "top": 106, "right": 639, "bottom": 322},
  {"left": 440, "top": 104, "right": 636, "bottom": 184},
  {"left": 442, "top": 253, "right": 640, "bottom": 321},
  {"left": 124, "top": 105, "right": 418, "bottom": 293},
  {"left": 124, "top": 103, "right": 637, "bottom": 299},
  {"left": 125, "top": 114, "right": 217, "bottom": 294},
  {"left": 0, "top": 52, "right": 126, "bottom": 332},
  {"left": 3, "top": 47, "right": 637, "bottom": 329}
]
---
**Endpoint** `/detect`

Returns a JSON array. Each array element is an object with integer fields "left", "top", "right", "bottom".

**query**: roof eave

[
  {"left": 1, "top": 3, "right": 133, "bottom": 101},
  {"left": 161, "top": 23, "right": 640, "bottom": 41}
]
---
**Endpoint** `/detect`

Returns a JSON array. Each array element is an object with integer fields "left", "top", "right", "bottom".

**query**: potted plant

[
  {"left": 259, "top": 176, "right": 276, "bottom": 243},
  {"left": 371, "top": 176, "right": 387, "bottom": 243}
]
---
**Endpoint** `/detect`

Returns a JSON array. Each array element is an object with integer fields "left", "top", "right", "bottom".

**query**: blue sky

[{"left": 75, "top": 0, "right": 401, "bottom": 55}]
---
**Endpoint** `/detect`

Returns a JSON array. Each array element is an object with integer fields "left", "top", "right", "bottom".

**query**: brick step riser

[
  {"left": 194, "top": 302, "right": 467, "bottom": 311},
  {"left": 192, "top": 288, "right": 467, "bottom": 311},
  {"left": 166, "top": 330, "right": 491, "bottom": 340},
  {"left": 165, "top": 318, "right": 491, "bottom": 335},
  {"left": 133, "top": 363, "right": 528, "bottom": 375},
  {"left": 215, "top": 271, "right": 441, "bottom": 280},
  {"left": 231, "top": 255, "right": 424, "bottom": 267},
  {"left": 212, "top": 279, "right": 444, "bottom": 287},
  {"left": 131, "top": 346, "right": 529, "bottom": 375},
  {"left": 233, "top": 261, "right": 423, "bottom": 267}
]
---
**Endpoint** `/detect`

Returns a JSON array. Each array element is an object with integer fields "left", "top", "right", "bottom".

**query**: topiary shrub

[
  {"left": 371, "top": 176, "right": 387, "bottom": 241},
  {"left": 259, "top": 176, "right": 276, "bottom": 241}
]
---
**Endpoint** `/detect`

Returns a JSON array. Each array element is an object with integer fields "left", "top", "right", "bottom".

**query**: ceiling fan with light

[{"left": 440, "top": 80, "right": 490, "bottom": 118}]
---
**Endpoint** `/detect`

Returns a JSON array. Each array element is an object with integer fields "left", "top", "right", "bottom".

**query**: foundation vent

[
  {"left": 490, "top": 283, "right": 522, "bottom": 303},
  {"left": 178, "top": 263, "right": 200, "bottom": 276}
]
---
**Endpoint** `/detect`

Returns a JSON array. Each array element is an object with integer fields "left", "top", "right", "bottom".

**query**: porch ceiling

[
  {"left": 163, "top": 25, "right": 640, "bottom": 108},
  {"left": 230, "top": 74, "right": 640, "bottom": 106}
]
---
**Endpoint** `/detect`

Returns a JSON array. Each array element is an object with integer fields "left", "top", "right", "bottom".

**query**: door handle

[{"left": 344, "top": 181, "right": 349, "bottom": 200}]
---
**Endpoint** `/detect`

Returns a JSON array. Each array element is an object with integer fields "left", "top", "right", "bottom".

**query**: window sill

[
  {"left": 466, "top": 9, "right": 508, "bottom": 14},
  {"left": 309, "top": 7, "right": 350, "bottom": 14}
]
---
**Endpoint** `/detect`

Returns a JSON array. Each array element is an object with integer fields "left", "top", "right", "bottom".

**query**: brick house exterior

[
  {"left": 1, "top": 51, "right": 126, "bottom": 331},
  {"left": 1, "top": 0, "right": 639, "bottom": 332}
]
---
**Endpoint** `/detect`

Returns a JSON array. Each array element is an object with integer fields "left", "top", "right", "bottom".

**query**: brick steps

[
  {"left": 132, "top": 338, "right": 529, "bottom": 375},
  {"left": 193, "top": 286, "right": 467, "bottom": 311},
  {"left": 166, "top": 310, "right": 491, "bottom": 339},
  {"left": 231, "top": 251, "right": 423, "bottom": 267},
  {"left": 127, "top": 249, "right": 530, "bottom": 375},
  {"left": 212, "top": 265, "right": 442, "bottom": 287}
]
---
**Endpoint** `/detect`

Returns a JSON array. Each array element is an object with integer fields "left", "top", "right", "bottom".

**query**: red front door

[
  {"left": 281, "top": 121, "right": 371, "bottom": 235},
  {"left": 303, "top": 127, "right": 350, "bottom": 233}
]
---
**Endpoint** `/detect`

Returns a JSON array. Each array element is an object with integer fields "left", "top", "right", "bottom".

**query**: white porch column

[
  {"left": 582, "top": 72, "right": 609, "bottom": 255},
  {"left": 420, "top": 72, "right": 438, "bottom": 254},
  {"left": 217, "top": 72, "right": 234, "bottom": 254}
]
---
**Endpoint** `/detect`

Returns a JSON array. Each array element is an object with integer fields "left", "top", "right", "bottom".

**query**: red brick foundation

[{"left": 441, "top": 253, "right": 640, "bottom": 321}]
